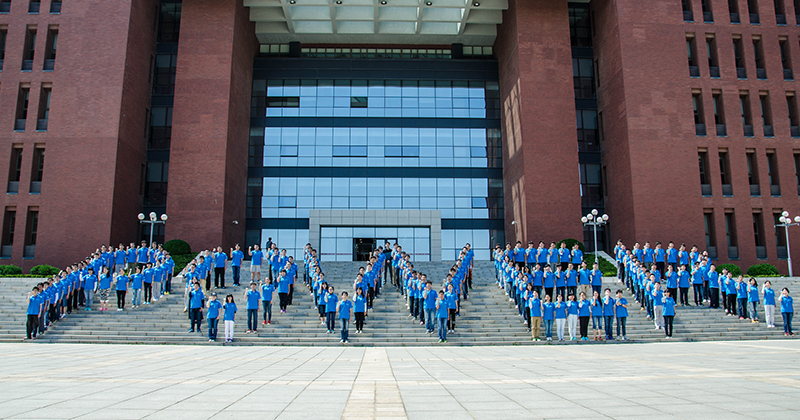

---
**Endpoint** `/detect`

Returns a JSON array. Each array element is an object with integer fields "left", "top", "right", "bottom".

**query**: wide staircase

[{"left": 0, "top": 261, "right": 796, "bottom": 345}]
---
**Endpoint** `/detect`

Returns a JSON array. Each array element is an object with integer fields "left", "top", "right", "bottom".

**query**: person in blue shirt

[
  {"left": 223, "top": 294, "right": 237, "bottom": 343},
  {"left": 780, "top": 288, "right": 794, "bottom": 336},
  {"left": 591, "top": 290, "right": 603, "bottom": 341},
  {"left": 578, "top": 261, "right": 591, "bottom": 300},
  {"left": 652, "top": 281, "right": 664, "bottom": 330},
  {"left": 528, "top": 290, "right": 542, "bottom": 341},
  {"left": 324, "top": 286, "right": 338, "bottom": 334},
  {"left": 542, "top": 294, "right": 555, "bottom": 341},
  {"left": 525, "top": 242, "right": 537, "bottom": 269},
  {"left": 244, "top": 282, "right": 260, "bottom": 333},
  {"left": 97, "top": 267, "right": 112, "bottom": 312},
  {"left": 664, "top": 265, "right": 678, "bottom": 304},
  {"left": 435, "top": 291, "right": 449, "bottom": 343},
  {"left": 214, "top": 247, "right": 227, "bottom": 289},
  {"left": 136, "top": 242, "right": 149, "bottom": 269},
  {"left": 663, "top": 290, "right": 676, "bottom": 338},
  {"left": 602, "top": 288, "right": 615, "bottom": 340},
  {"left": 678, "top": 265, "right": 691, "bottom": 306},
  {"left": 554, "top": 294, "right": 567, "bottom": 341},
  {"left": 566, "top": 293, "right": 579, "bottom": 341},
  {"left": 188, "top": 283, "right": 204, "bottom": 333},
  {"left": 206, "top": 293, "right": 222, "bottom": 342},
  {"left": 558, "top": 242, "right": 570, "bottom": 272},
  {"left": 131, "top": 267, "right": 144, "bottom": 308},
  {"left": 230, "top": 244, "right": 244, "bottom": 286},
  {"left": 736, "top": 275, "right": 749, "bottom": 320},
  {"left": 113, "top": 268, "right": 128, "bottom": 311},
  {"left": 747, "top": 278, "right": 760, "bottom": 323},
  {"left": 285, "top": 256, "right": 298, "bottom": 305},
  {"left": 724, "top": 272, "right": 737, "bottom": 316},
  {"left": 422, "top": 281, "right": 438, "bottom": 334},
  {"left": 261, "top": 278, "right": 275, "bottom": 325},
  {"left": 691, "top": 262, "right": 705, "bottom": 306},
  {"left": 578, "top": 291, "right": 591, "bottom": 340},
  {"left": 615, "top": 290, "right": 629, "bottom": 340},
  {"left": 83, "top": 268, "right": 97, "bottom": 311},
  {"left": 665, "top": 242, "right": 678, "bottom": 272},
  {"left": 354, "top": 287, "right": 367, "bottom": 333},
  {"left": 542, "top": 265, "right": 555, "bottom": 301},
  {"left": 142, "top": 263, "right": 154, "bottom": 304},
  {"left": 547, "top": 242, "right": 559, "bottom": 272},
  {"left": 590, "top": 262, "right": 603, "bottom": 297},
  {"left": 571, "top": 244, "right": 583, "bottom": 267},
  {"left": 25, "top": 287, "right": 42, "bottom": 340},
  {"left": 277, "top": 269, "right": 291, "bottom": 313},
  {"left": 445, "top": 283, "right": 458, "bottom": 333},
  {"left": 249, "top": 244, "right": 264, "bottom": 283},
  {"left": 763, "top": 280, "right": 776, "bottom": 328},
  {"left": 337, "top": 291, "right": 353, "bottom": 343}
]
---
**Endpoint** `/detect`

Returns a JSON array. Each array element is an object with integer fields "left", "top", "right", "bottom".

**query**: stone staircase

[{"left": 0, "top": 261, "right": 797, "bottom": 345}]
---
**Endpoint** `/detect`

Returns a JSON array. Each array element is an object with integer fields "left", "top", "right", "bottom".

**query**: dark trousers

[
  {"left": 738, "top": 297, "right": 748, "bottom": 318},
  {"left": 616, "top": 317, "right": 627, "bottom": 337},
  {"left": 368, "top": 286, "right": 375, "bottom": 308},
  {"left": 26, "top": 314, "right": 38, "bottom": 339},
  {"left": 656, "top": 262, "right": 665, "bottom": 278},
  {"left": 247, "top": 309, "right": 257, "bottom": 331},
  {"left": 664, "top": 315, "right": 674, "bottom": 336},
  {"left": 116, "top": 290, "right": 126, "bottom": 309},
  {"left": 695, "top": 283, "right": 706, "bottom": 305},
  {"left": 579, "top": 316, "right": 589, "bottom": 338},
  {"left": 679, "top": 287, "right": 690, "bottom": 306},
  {"left": 722, "top": 291, "right": 728, "bottom": 310},
  {"left": 78, "top": 287, "right": 85, "bottom": 306},
  {"left": 783, "top": 312, "right": 794, "bottom": 334},
  {"left": 232, "top": 266, "right": 240, "bottom": 285},
  {"left": 355, "top": 312, "right": 365, "bottom": 330},
  {"left": 190, "top": 308, "right": 202, "bottom": 331},
  {"left": 288, "top": 284, "right": 294, "bottom": 304},
  {"left": 448, "top": 308, "right": 457, "bottom": 330},
  {"left": 214, "top": 267, "right": 225, "bottom": 288},
  {"left": 340, "top": 318, "right": 350, "bottom": 341},
  {"left": 262, "top": 301, "right": 272, "bottom": 322},
  {"left": 709, "top": 288, "right": 719, "bottom": 308},
  {"left": 278, "top": 292, "right": 288, "bottom": 311},
  {"left": 326, "top": 311, "right": 336, "bottom": 331},
  {"left": 727, "top": 294, "right": 738, "bottom": 315},
  {"left": 144, "top": 283, "right": 152, "bottom": 302},
  {"left": 165, "top": 274, "right": 172, "bottom": 293},
  {"left": 208, "top": 318, "right": 219, "bottom": 340},
  {"left": 603, "top": 315, "right": 614, "bottom": 339}
]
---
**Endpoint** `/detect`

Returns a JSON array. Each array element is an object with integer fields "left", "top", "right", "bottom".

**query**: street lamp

[
  {"left": 138, "top": 212, "right": 168, "bottom": 248},
  {"left": 581, "top": 209, "right": 609, "bottom": 261},
  {"left": 775, "top": 211, "right": 800, "bottom": 276}
]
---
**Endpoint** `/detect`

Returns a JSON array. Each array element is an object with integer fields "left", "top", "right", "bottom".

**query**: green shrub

[
  {"left": 716, "top": 263, "right": 742, "bottom": 277},
  {"left": 556, "top": 238, "right": 585, "bottom": 253},
  {"left": 584, "top": 254, "right": 618, "bottom": 276},
  {"left": 0, "top": 265, "right": 23, "bottom": 276},
  {"left": 172, "top": 253, "right": 199, "bottom": 274},
  {"left": 31, "top": 264, "right": 60, "bottom": 276},
  {"left": 163, "top": 239, "right": 191, "bottom": 256},
  {"left": 746, "top": 263, "right": 780, "bottom": 276}
]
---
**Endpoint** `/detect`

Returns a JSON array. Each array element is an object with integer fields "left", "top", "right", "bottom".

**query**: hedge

[
  {"left": 716, "top": 263, "right": 742, "bottom": 277},
  {"left": 173, "top": 253, "right": 199, "bottom": 274},
  {"left": 0, "top": 265, "right": 23, "bottom": 276},
  {"left": 584, "top": 253, "right": 618, "bottom": 276},
  {"left": 746, "top": 263, "right": 780, "bottom": 277},
  {"left": 31, "top": 264, "right": 60, "bottom": 276},
  {"left": 556, "top": 238, "right": 585, "bottom": 253},
  {"left": 164, "top": 239, "right": 191, "bottom": 256}
]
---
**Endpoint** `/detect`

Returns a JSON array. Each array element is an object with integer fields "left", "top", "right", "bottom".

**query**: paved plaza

[{"left": 1, "top": 341, "right": 799, "bottom": 420}]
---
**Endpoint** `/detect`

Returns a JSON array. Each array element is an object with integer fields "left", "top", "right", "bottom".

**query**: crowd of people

[
  {"left": 24, "top": 242, "right": 175, "bottom": 340},
  {"left": 493, "top": 239, "right": 795, "bottom": 341}
]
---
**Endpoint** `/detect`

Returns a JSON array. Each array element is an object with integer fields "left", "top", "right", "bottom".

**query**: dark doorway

[{"left": 353, "top": 238, "right": 375, "bottom": 261}]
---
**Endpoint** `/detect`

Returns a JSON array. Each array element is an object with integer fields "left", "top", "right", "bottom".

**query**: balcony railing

[
  {"left": 728, "top": 246, "right": 739, "bottom": 259},
  {"left": 771, "top": 184, "right": 781, "bottom": 196},
  {"left": 689, "top": 66, "right": 700, "bottom": 77},
  {"left": 756, "top": 246, "right": 767, "bottom": 259},
  {"left": 716, "top": 124, "right": 727, "bottom": 136},
  {"left": 7, "top": 181, "right": 19, "bottom": 194},
  {"left": 722, "top": 183, "right": 733, "bottom": 196},
  {"left": 764, "top": 125, "right": 774, "bottom": 137},
  {"left": 14, "top": 119, "right": 26, "bottom": 131},
  {"left": 696, "top": 123, "right": 707, "bottom": 136},
  {"left": 750, "top": 184, "right": 761, "bottom": 196},
  {"left": 737, "top": 67, "right": 747, "bottom": 79},
  {"left": 701, "top": 183, "right": 713, "bottom": 196},
  {"left": 730, "top": 12, "right": 740, "bottom": 23},
  {"left": 744, "top": 124, "right": 754, "bottom": 137},
  {"left": 750, "top": 13, "right": 760, "bottom": 24},
  {"left": 709, "top": 66, "right": 720, "bottom": 78}
]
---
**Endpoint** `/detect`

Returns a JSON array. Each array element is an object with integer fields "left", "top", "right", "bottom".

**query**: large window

[
  {"left": 157, "top": 3, "right": 181, "bottom": 43},
  {"left": 569, "top": 5, "right": 592, "bottom": 47},
  {"left": 144, "top": 162, "right": 168, "bottom": 206}
]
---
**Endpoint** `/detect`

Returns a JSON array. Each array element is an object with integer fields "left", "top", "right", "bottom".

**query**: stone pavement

[{"left": 1, "top": 341, "right": 799, "bottom": 420}]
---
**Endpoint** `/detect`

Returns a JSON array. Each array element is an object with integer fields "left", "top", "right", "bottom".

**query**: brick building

[{"left": 0, "top": 0, "right": 799, "bottom": 274}]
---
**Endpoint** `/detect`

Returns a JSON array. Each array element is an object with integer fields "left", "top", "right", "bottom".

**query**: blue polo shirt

[
  {"left": 223, "top": 302, "right": 237, "bottom": 321},
  {"left": 436, "top": 298, "right": 449, "bottom": 318},
  {"left": 116, "top": 275, "right": 129, "bottom": 291},
  {"left": 261, "top": 284, "right": 274, "bottom": 302},
  {"left": 207, "top": 300, "right": 222, "bottom": 318},
  {"left": 325, "top": 293, "right": 338, "bottom": 312},
  {"left": 602, "top": 297, "right": 615, "bottom": 316},
  {"left": 189, "top": 289, "right": 204, "bottom": 309},
  {"left": 542, "top": 302, "right": 555, "bottom": 320},
  {"left": 571, "top": 249, "right": 583, "bottom": 264},
  {"left": 231, "top": 250, "right": 244, "bottom": 267},
  {"left": 246, "top": 290, "right": 260, "bottom": 309},
  {"left": 616, "top": 297, "right": 628, "bottom": 317},
  {"left": 214, "top": 253, "right": 227, "bottom": 268},
  {"left": 578, "top": 299, "right": 590, "bottom": 317},
  {"left": 423, "top": 289, "right": 437, "bottom": 309},
  {"left": 663, "top": 297, "right": 676, "bottom": 316},
  {"left": 27, "top": 295, "right": 40, "bottom": 315},
  {"left": 338, "top": 300, "right": 352, "bottom": 319},
  {"left": 251, "top": 250, "right": 264, "bottom": 266},
  {"left": 354, "top": 295, "right": 367, "bottom": 313},
  {"left": 764, "top": 288, "right": 776, "bottom": 306},
  {"left": 781, "top": 295, "right": 794, "bottom": 313}
]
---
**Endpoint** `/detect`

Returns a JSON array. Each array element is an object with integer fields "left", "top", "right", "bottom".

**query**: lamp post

[
  {"left": 138, "top": 212, "right": 168, "bottom": 248},
  {"left": 581, "top": 209, "right": 609, "bottom": 262},
  {"left": 775, "top": 211, "right": 800, "bottom": 277}
]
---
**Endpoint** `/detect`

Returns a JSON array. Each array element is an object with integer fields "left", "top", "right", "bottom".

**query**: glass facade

[{"left": 248, "top": 74, "right": 503, "bottom": 261}]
